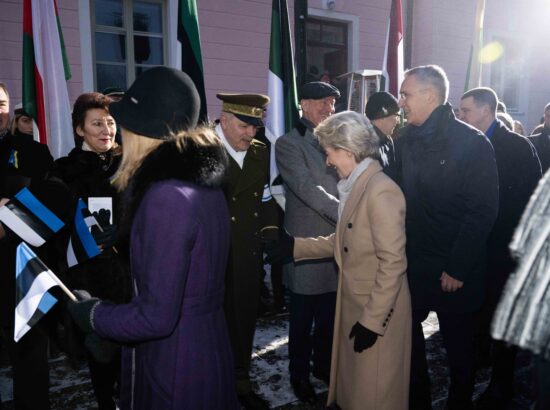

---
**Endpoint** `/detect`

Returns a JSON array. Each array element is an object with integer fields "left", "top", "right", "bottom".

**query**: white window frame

[
  {"left": 307, "top": 8, "right": 359, "bottom": 74},
  {"left": 79, "top": 0, "right": 180, "bottom": 92}
]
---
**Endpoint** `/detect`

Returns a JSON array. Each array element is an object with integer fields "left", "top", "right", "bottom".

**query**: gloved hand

[
  {"left": 91, "top": 224, "right": 118, "bottom": 250},
  {"left": 67, "top": 290, "right": 101, "bottom": 334},
  {"left": 264, "top": 229, "right": 295, "bottom": 265},
  {"left": 349, "top": 321, "right": 378, "bottom": 353},
  {"left": 84, "top": 333, "right": 118, "bottom": 364},
  {"left": 93, "top": 208, "right": 111, "bottom": 227}
]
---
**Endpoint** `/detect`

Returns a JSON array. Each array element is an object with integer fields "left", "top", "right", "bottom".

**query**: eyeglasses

[{"left": 399, "top": 88, "right": 430, "bottom": 101}]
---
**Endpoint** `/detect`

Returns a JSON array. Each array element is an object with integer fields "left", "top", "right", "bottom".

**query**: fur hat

[{"left": 109, "top": 67, "right": 200, "bottom": 140}]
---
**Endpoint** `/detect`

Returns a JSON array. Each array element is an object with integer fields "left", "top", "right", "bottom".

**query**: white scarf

[{"left": 337, "top": 158, "right": 373, "bottom": 218}]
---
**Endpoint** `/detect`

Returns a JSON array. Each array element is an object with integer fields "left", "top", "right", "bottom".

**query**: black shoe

[
  {"left": 312, "top": 370, "right": 330, "bottom": 386},
  {"left": 291, "top": 378, "right": 317, "bottom": 404},
  {"left": 238, "top": 391, "right": 270, "bottom": 410}
]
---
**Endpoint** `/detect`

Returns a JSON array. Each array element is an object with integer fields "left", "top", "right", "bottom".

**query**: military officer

[{"left": 215, "top": 93, "right": 279, "bottom": 410}]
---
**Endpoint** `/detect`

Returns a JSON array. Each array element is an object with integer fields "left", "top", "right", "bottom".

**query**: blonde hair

[
  {"left": 314, "top": 110, "right": 379, "bottom": 162},
  {"left": 113, "top": 126, "right": 223, "bottom": 191}
]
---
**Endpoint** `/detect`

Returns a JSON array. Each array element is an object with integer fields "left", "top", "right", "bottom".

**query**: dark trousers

[
  {"left": 535, "top": 356, "right": 550, "bottom": 410},
  {"left": 410, "top": 309, "right": 475, "bottom": 410},
  {"left": 87, "top": 351, "right": 121, "bottom": 410},
  {"left": 2, "top": 324, "right": 50, "bottom": 410},
  {"left": 270, "top": 262, "right": 285, "bottom": 308},
  {"left": 288, "top": 291, "right": 336, "bottom": 381}
]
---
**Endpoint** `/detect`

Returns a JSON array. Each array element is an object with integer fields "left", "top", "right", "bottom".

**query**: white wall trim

[
  {"left": 307, "top": 8, "right": 360, "bottom": 72},
  {"left": 78, "top": 0, "right": 94, "bottom": 92},
  {"left": 168, "top": 0, "right": 181, "bottom": 69}
]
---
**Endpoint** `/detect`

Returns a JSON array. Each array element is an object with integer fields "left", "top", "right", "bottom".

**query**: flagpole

[{"left": 45, "top": 269, "right": 77, "bottom": 301}]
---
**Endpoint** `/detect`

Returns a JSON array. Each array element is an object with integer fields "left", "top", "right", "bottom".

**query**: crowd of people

[{"left": 0, "top": 62, "right": 549, "bottom": 410}]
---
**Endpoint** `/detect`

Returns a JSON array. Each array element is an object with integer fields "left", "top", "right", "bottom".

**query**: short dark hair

[
  {"left": 72, "top": 92, "right": 112, "bottom": 139},
  {"left": 461, "top": 87, "right": 498, "bottom": 115}
]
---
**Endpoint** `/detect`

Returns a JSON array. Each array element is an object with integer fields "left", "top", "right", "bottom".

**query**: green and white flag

[{"left": 265, "top": 0, "right": 299, "bottom": 208}]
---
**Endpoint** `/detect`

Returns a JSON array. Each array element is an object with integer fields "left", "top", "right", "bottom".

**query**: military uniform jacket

[
  {"left": 276, "top": 119, "right": 339, "bottom": 295},
  {"left": 220, "top": 135, "right": 279, "bottom": 371}
]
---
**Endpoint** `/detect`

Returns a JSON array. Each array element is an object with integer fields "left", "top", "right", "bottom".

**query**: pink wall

[
  {"left": 1, "top": 0, "right": 547, "bottom": 132},
  {"left": 0, "top": 0, "right": 82, "bottom": 109}
]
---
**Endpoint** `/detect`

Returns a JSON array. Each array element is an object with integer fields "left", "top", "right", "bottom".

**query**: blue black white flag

[
  {"left": 14, "top": 242, "right": 58, "bottom": 342},
  {"left": 67, "top": 199, "right": 101, "bottom": 268},
  {"left": 0, "top": 187, "right": 64, "bottom": 247}
]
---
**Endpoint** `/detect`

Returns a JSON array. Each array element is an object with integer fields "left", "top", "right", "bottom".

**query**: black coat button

[
  {"left": 344, "top": 247, "right": 348, "bottom": 252},
  {"left": 348, "top": 223, "right": 352, "bottom": 228}
]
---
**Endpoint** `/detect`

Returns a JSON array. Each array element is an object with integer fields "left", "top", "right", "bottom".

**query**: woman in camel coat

[{"left": 287, "top": 111, "right": 412, "bottom": 410}]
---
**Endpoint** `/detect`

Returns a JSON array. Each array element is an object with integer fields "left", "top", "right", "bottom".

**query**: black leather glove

[
  {"left": 264, "top": 229, "right": 295, "bottom": 265},
  {"left": 349, "top": 321, "right": 378, "bottom": 353},
  {"left": 67, "top": 290, "right": 101, "bottom": 334}
]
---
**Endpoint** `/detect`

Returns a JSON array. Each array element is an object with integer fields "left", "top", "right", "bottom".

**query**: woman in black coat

[{"left": 49, "top": 92, "right": 131, "bottom": 410}]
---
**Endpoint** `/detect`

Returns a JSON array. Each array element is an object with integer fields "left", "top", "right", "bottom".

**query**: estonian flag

[
  {"left": 14, "top": 242, "right": 58, "bottom": 342},
  {"left": 66, "top": 199, "right": 101, "bottom": 268},
  {"left": 0, "top": 187, "right": 64, "bottom": 247}
]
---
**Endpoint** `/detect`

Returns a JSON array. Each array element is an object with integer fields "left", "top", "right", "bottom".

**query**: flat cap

[
  {"left": 365, "top": 92, "right": 400, "bottom": 120},
  {"left": 300, "top": 81, "right": 340, "bottom": 100},
  {"left": 217, "top": 93, "right": 270, "bottom": 126}
]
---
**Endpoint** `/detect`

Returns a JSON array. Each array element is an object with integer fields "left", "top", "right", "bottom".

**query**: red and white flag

[
  {"left": 382, "top": 0, "right": 404, "bottom": 97},
  {"left": 22, "top": 0, "right": 74, "bottom": 159}
]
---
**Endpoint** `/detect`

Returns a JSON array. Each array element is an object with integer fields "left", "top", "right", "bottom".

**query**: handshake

[{"left": 262, "top": 230, "right": 295, "bottom": 265}]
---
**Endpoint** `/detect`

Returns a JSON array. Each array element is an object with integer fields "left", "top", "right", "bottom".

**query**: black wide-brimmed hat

[
  {"left": 365, "top": 91, "right": 400, "bottom": 120},
  {"left": 216, "top": 93, "right": 270, "bottom": 127},
  {"left": 109, "top": 67, "right": 200, "bottom": 140}
]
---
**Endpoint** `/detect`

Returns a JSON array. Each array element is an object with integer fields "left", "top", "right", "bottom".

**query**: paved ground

[{"left": 0, "top": 312, "right": 535, "bottom": 409}]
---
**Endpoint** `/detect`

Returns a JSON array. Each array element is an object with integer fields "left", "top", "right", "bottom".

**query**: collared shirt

[
  {"left": 485, "top": 119, "right": 498, "bottom": 139},
  {"left": 215, "top": 123, "right": 247, "bottom": 169}
]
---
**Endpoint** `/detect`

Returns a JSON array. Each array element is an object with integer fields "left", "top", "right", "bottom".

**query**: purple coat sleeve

[{"left": 93, "top": 183, "right": 197, "bottom": 342}]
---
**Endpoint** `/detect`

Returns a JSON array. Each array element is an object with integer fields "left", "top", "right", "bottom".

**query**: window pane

[
  {"left": 133, "top": 2, "right": 162, "bottom": 33},
  {"left": 95, "top": 0, "right": 123, "bottom": 28},
  {"left": 134, "top": 36, "right": 163, "bottom": 64},
  {"left": 321, "top": 25, "right": 345, "bottom": 45},
  {"left": 307, "top": 22, "right": 321, "bottom": 42},
  {"left": 95, "top": 32, "right": 126, "bottom": 63},
  {"left": 96, "top": 64, "right": 127, "bottom": 92}
]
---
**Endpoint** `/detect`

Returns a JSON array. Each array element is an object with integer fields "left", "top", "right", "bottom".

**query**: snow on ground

[{"left": 1, "top": 312, "right": 535, "bottom": 409}]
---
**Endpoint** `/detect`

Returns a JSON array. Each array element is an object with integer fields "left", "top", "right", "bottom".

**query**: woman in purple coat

[{"left": 68, "top": 67, "right": 239, "bottom": 409}]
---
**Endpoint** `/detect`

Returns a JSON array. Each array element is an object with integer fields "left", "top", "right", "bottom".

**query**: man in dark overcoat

[
  {"left": 529, "top": 102, "right": 550, "bottom": 173},
  {"left": 386, "top": 66, "right": 499, "bottom": 410},
  {"left": 459, "top": 87, "right": 542, "bottom": 408},
  {"left": 215, "top": 93, "right": 279, "bottom": 409}
]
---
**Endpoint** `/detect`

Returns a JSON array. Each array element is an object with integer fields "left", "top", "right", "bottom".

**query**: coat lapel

[{"left": 336, "top": 161, "right": 382, "bottom": 249}]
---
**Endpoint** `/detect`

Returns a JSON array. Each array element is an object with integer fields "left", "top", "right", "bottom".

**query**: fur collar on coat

[{"left": 119, "top": 137, "right": 228, "bottom": 242}]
